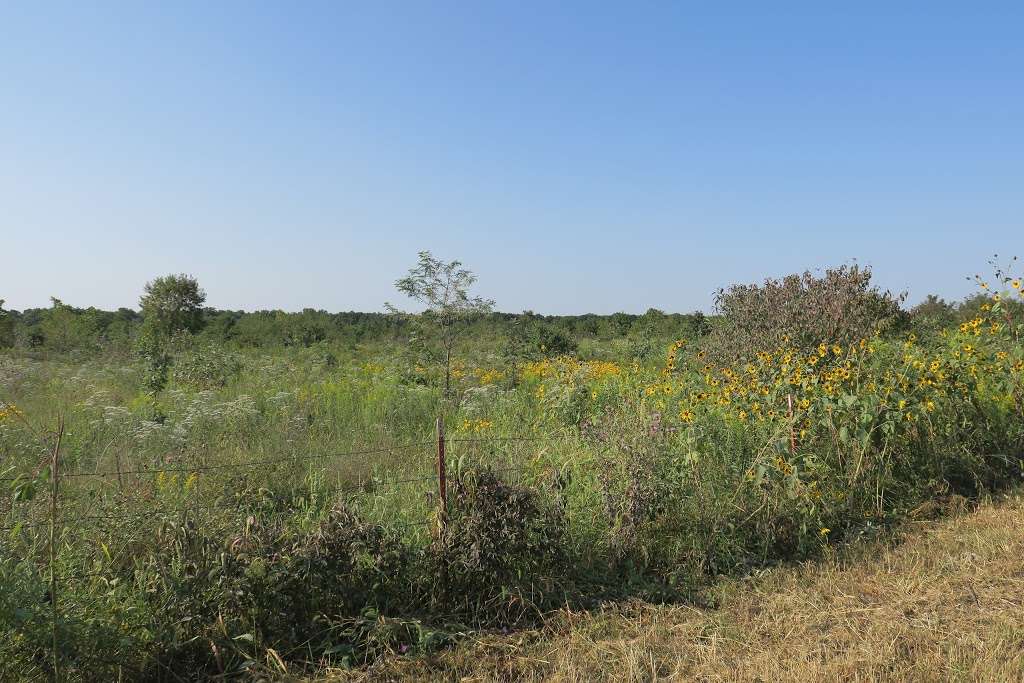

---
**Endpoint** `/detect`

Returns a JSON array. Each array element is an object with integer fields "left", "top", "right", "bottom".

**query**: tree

[
  {"left": 909, "top": 294, "right": 956, "bottom": 335},
  {"left": 690, "top": 311, "right": 710, "bottom": 339},
  {"left": 0, "top": 300, "right": 13, "bottom": 348},
  {"left": 389, "top": 251, "right": 494, "bottom": 399},
  {"left": 40, "top": 298, "right": 99, "bottom": 353},
  {"left": 138, "top": 274, "right": 206, "bottom": 391},
  {"left": 503, "top": 311, "right": 577, "bottom": 385},
  {"left": 139, "top": 274, "right": 206, "bottom": 342}
]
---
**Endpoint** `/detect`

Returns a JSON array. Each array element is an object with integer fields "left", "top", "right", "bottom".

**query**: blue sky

[{"left": 3, "top": 2, "right": 1022, "bottom": 314}]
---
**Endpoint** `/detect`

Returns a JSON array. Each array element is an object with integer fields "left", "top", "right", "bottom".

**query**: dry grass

[{"left": 328, "top": 490, "right": 1024, "bottom": 682}]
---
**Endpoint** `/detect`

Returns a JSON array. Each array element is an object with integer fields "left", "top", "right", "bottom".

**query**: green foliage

[
  {"left": 910, "top": 294, "right": 957, "bottom": 332},
  {"left": 141, "top": 505, "right": 413, "bottom": 676},
  {"left": 503, "top": 312, "right": 578, "bottom": 384},
  {"left": 435, "top": 469, "right": 571, "bottom": 624},
  {"left": 0, "top": 300, "right": 12, "bottom": 348},
  {"left": 138, "top": 274, "right": 206, "bottom": 342},
  {"left": 40, "top": 298, "right": 100, "bottom": 353},
  {"left": 171, "top": 342, "right": 243, "bottom": 389},
  {"left": 389, "top": 251, "right": 494, "bottom": 398},
  {"left": 2, "top": 260, "right": 1022, "bottom": 678},
  {"left": 136, "top": 274, "right": 206, "bottom": 391}
]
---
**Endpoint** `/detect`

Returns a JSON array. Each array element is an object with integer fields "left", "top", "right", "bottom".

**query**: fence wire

[{"left": 1, "top": 432, "right": 546, "bottom": 534}]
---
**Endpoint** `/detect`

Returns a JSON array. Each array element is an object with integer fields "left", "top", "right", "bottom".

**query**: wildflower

[
  {"left": 819, "top": 527, "right": 830, "bottom": 537},
  {"left": 679, "top": 409, "right": 695, "bottom": 423},
  {"left": 0, "top": 402, "right": 24, "bottom": 422},
  {"left": 1013, "top": 279, "right": 1022, "bottom": 290}
]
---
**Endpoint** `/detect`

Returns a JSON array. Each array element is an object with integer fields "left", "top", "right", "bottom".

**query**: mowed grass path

[{"left": 329, "top": 491, "right": 1024, "bottom": 682}]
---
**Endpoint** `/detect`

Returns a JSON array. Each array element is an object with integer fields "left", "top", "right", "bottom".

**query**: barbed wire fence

[{"left": 0, "top": 416, "right": 563, "bottom": 677}]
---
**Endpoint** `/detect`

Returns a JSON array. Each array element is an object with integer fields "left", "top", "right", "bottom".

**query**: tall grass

[{"left": 0, "top": 302, "right": 1021, "bottom": 679}]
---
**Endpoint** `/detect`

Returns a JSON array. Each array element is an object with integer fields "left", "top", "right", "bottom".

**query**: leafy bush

[
  {"left": 139, "top": 505, "right": 413, "bottom": 677},
  {"left": 434, "top": 469, "right": 572, "bottom": 624},
  {"left": 707, "top": 264, "right": 905, "bottom": 362},
  {"left": 171, "top": 343, "right": 243, "bottom": 389}
]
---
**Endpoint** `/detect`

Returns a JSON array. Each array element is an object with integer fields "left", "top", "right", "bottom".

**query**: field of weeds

[{"left": 1, "top": 266, "right": 1022, "bottom": 680}]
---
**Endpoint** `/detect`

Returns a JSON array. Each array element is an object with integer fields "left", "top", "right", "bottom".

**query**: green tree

[
  {"left": 40, "top": 298, "right": 99, "bottom": 352},
  {"left": 503, "top": 312, "right": 577, "bottom": 385},
  {"left": 389, "top": 251, "right": 494, "bottom": 399},
  {"left": 0, "top": 300, "right": 13, "bottom": 348},
  {"left": 909, "top": 294, "right": 956, "bottom": 335},
  {"left": 690, "top": 310, "right": 711, "bottom": 339},
  {"left": 138, "top": 274, "right": 206, "bottom": 391},
  {"left": 139, "top": 274, "right": 206, "bottom": 342}
]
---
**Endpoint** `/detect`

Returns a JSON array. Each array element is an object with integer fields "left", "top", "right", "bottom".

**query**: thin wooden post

[
  {"left": 786, "top": 394, "right": 796, "bottom": 455},
  {"left": 436, "top": 416, "right": 447, "bottom": 534},
  {"left": 49, "top": 417, "right": 64, "bottom": 683}
]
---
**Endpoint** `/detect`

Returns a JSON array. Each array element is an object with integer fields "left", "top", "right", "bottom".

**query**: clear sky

[{"left": 3, "top": 2, "right": 1022, "bottom": 314}]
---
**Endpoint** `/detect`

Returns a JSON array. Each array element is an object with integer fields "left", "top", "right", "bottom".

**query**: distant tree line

[
  {"left": 0, "top": 297, "right": 707, "bottom": 354},
  {"left": 1, "top": 268, "right": 1013, "bottom": 358}
]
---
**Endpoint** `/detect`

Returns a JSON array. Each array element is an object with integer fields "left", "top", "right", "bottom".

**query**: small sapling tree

[{"left": 389, "top": 251, "right": 494, "bottom": 401}]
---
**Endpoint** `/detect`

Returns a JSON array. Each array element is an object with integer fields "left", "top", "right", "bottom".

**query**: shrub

[
  {"left": 143, "top": 505, "right": 413, "bottom": 677},
  {"left": 434, "top": 469, "right": 571, "bottom": 624},
  {"left": 707, "top": 264, "right": 905, "bottom": 362},
  {"left": 171, "top": 343, "right": 243, "bottom": 389}
]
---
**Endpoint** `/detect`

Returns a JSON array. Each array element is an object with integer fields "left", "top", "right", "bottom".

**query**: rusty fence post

[{"left": 436, "top": 416, "right": 447, "bottom": 535}]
